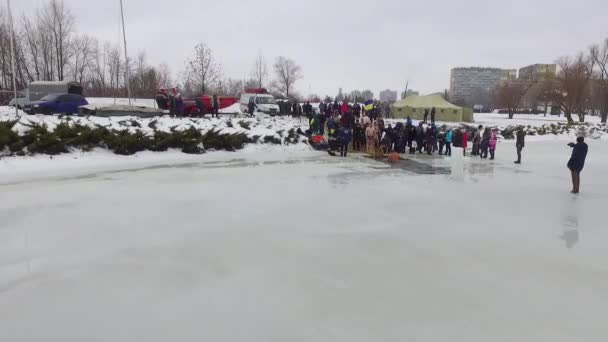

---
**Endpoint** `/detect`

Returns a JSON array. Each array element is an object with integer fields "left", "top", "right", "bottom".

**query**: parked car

[
  {"left": 8, "top": 95, "right": 28, "bottom": 109},
  {"left": 23, "top": 93, "right": 88, "bottom": 115},
  {"left": 239, "top": 88, "right": 280, "bottom": 115}
]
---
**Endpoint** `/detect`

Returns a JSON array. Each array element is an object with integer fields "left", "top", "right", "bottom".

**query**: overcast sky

[{"left": 13, "top": 0, "right": 608, "bottom": 97}]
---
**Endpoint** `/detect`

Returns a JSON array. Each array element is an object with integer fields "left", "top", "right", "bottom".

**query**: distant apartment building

[
  {"left": 518, "top": 64, "right": 557, "bottom": 81},
  {"left": 450, "top": 67, "right": 516, "bottom": 106},
  {"left": 379, "top": 89, "right": 398, "bottom": 103}
]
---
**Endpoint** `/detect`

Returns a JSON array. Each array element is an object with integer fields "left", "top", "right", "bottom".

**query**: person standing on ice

[
  {"left": 423, "top": 109, "right": 429, "bottom": 124},
  {"left": 416, "top": 122, "right": 425, "bottom": 154},
  {"left": 444, "top": 128, "right": 453, "bottom": 156},
  {"left": 430, "top": 107, "right": 436, "bottom": 124},
  {"left": 488, "top": 129, "right": 498, "bottom": 160},
  {"left": 515, "top": 128, "right": 526, "bottom": 164},
  {"left": 472, "top": 125, "right": 482, "bottom": 155},
  {"left": 461, "top": 129, "right": 469, "bottom": 156},
  {"left": 480, "top": 127, "right": 491, "bottom": 159},
  {"left": 438, "top": 131, "right": 445, "bottom": 155},
  {"left": 567, "top": 136, "right": 588, "bottom": 194}
]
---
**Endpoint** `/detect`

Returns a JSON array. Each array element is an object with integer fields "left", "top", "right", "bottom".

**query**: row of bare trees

[
  {"left": 495, "top": 38, "right": 608, "bottom": 123},
  {"left": 179, "top": 42, "right": 303, "bottom": 99},
  {"left": 0, "top": 0, "right": 172, "bottom": 99}
]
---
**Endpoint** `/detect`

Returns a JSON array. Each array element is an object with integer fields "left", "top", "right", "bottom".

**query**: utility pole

[
  {"left": 119, "top": 0, "right": 132, "bottom": 105},
  {"left": 7, "top": 0, "right": 18, "bottom": 116}
]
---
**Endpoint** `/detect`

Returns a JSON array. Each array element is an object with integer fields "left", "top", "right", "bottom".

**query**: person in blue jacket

[
  {"left": 444, "top": 128, "right": 453, "bottom": 156},
  {"left": 567, "top": 136, "right": 588, "bottom": 194},
  {"left": 406, "top": 116, "right": 413, "bottom": 127},
  {"left": 337, "top": 126, "right": 353, "bottom": 157}
]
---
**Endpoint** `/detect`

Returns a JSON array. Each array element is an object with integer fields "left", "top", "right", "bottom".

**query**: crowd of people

[{"left": 304, "top": 100, "right": 505, "bottom": 161}]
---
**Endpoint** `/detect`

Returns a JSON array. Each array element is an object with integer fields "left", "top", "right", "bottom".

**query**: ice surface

[{"left": 1, "top": 140, "right": 607, "bottom": 341}]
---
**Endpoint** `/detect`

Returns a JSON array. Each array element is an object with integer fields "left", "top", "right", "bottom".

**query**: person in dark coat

[
  {"left": 318, "top": 107, "right": 327, "bottom": 135},
  {"left": 354, "top": 103, "right": 362, "bottom": 118},
  {"left": 480, "top": 128, "right": 491, "bottom": 159},
  {"left": 515, "top": 128, "right": 526, "bottom": 164},
  {"left": 292, "top": 102, "right": 298, "bottom": 117},
  {"left": 472, "top": 125, "right": 482, "bottom": 155},
  {"left": 247, "top": 98, "right": 256, "bottom": 117},
  {"left": 353, "top": 122, "right": 363, "bottom": 151},
  {"left": 438, "top": 131, "right": 445, "bottom": 155},
  {"left": 430, "top": 107, "right": 436, "bottom": 124},
  {"left": 453, "top": 129, "right": 462, "bottom": 148},
  {"left": 195, "top": 97, "right": 206, "bottom": 117},
  {"left": 423, "top": 109, "right": 429, "bottom": 124},
  {"left": 303, "top": 102, "right": 313, "bottom": 121},
  {"left": 337, "top": 126, "right": 353, "bottom": 157},
  {"left": 212, "top": 95, "right": 220, "bottom": 118},
  {"left": 408, "top": 125, "right": 417, "bottom": 154},
  {"left": 425, "top": 126, "right": 434, "bottom": 155},
  {"left": 175, "top": 94, "right": 185, "bottom": 117},
  {"left": 567, "top": 136, "right": 588, "bottom": 194},
  {"left": 416, "top": 123, "right": 425, "bottom": 154}
]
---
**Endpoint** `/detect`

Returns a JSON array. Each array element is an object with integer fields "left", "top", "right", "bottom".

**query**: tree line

[
  {"left": 494, "top": 38, "right": 608, "bottom": 123},
  {"left": 179, "top": 42, "right": 303, "bottom": 100},
  {"left": 0, "top": 0, "right": 304, "bottom": 101},
  {"left": 0, "top": 0, "right": 172, "bottom": 99}
]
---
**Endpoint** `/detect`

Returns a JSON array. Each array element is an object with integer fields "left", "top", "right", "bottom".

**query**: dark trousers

[
  {"left": 353, "top": 138, "right": 361, "bottom": 151},
  {"left": 439, "top": 142, "right": 445, "bottom": 155},
  {"left": 489, "top": 148, "right": 495, "bottom": 160},
  {"left": 570, "top": 169, "right": 581, "bottom": 193},
  {"left": 212, "top": 107, "right": 219, "bottom": 118},
  {"left": 340, "top": 143, "right": 349, "bottom": 157},
  {"left": 445, "top": 142, "right": 452, "bottom": 156},
  {"left": 516, "top": 146, "right": 523, "bottom": 163},
  {"left": 481, "top": 147, "right": 489, "bottom": 159}
]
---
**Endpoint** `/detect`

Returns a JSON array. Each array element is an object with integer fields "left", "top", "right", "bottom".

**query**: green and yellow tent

[{"left": 391, "top": 94, "right": 473, "bottom": 123}]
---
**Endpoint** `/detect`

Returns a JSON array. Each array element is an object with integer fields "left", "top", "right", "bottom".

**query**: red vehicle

[{"left": 156, "top": 88, "right": 238, "bottom": 116}]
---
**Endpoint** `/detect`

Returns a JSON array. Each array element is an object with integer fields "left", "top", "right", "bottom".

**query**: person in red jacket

[
  {"left": 462, "top": 130, "right": 469, "bottom": 156},
  {"left": 341, "top": 102, "right": 349, "bottom": 115}
]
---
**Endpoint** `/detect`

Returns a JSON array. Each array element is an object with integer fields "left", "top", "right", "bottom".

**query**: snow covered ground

[
  {"left": 0, "top": 105, "right": 307, "bottom": 143},
  {"left": 1, "top": 140, "right": 607, "bottom": 341},
  {"left": 473, "top": 112, "right": 603, "bottom": 126}
]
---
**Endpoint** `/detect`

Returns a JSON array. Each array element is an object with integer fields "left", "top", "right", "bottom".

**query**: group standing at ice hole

[{"left": 302, "top": 100, "right": 588, "bottom": 194}]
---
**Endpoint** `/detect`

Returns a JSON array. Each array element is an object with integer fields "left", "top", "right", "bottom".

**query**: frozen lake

[{"left": 1, "top": 141, "right": 608, "bottom": 341}]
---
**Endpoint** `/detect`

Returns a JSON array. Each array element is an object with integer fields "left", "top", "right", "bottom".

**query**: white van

[{"left": 239, "top": 92, "right": 280, "bottom": 115}]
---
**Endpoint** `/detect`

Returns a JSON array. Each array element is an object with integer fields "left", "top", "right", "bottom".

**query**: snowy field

[{"left": 1, "top": 139, "right": 608, "bottom": 341}]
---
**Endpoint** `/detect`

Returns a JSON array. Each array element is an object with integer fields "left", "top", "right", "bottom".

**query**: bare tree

[
  {"left": 70, "top": 34, "right": 93, "bottom": 83},
  {"left": 547, "top": 53, "right": 595, "bottom": 123},
  {"left": 251, "top": 53, "right": 268, "bottom": 88},
  {"left": 218, "top": 78, "right": 244, "bottom": 97},
  {"left": 183, "top": 42, "right": 220, "bottom": 95},
  {"left": 273, "top": 56, "right": 301, "bottom": 98},
  {"left": 107, "top": 46, "right": 123, "bottom": 97},
  {"left": 157, "top": 62, "right": 172, "bottom": 89},
  {"left": 40, "top": 0, "right": 74, "bottom": 81},
  {"left": 590, "top": 39, "right": 608, "bottom": 123},
  {"left": 494, "top": 80, "right": 536, "bottom": 119}
]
